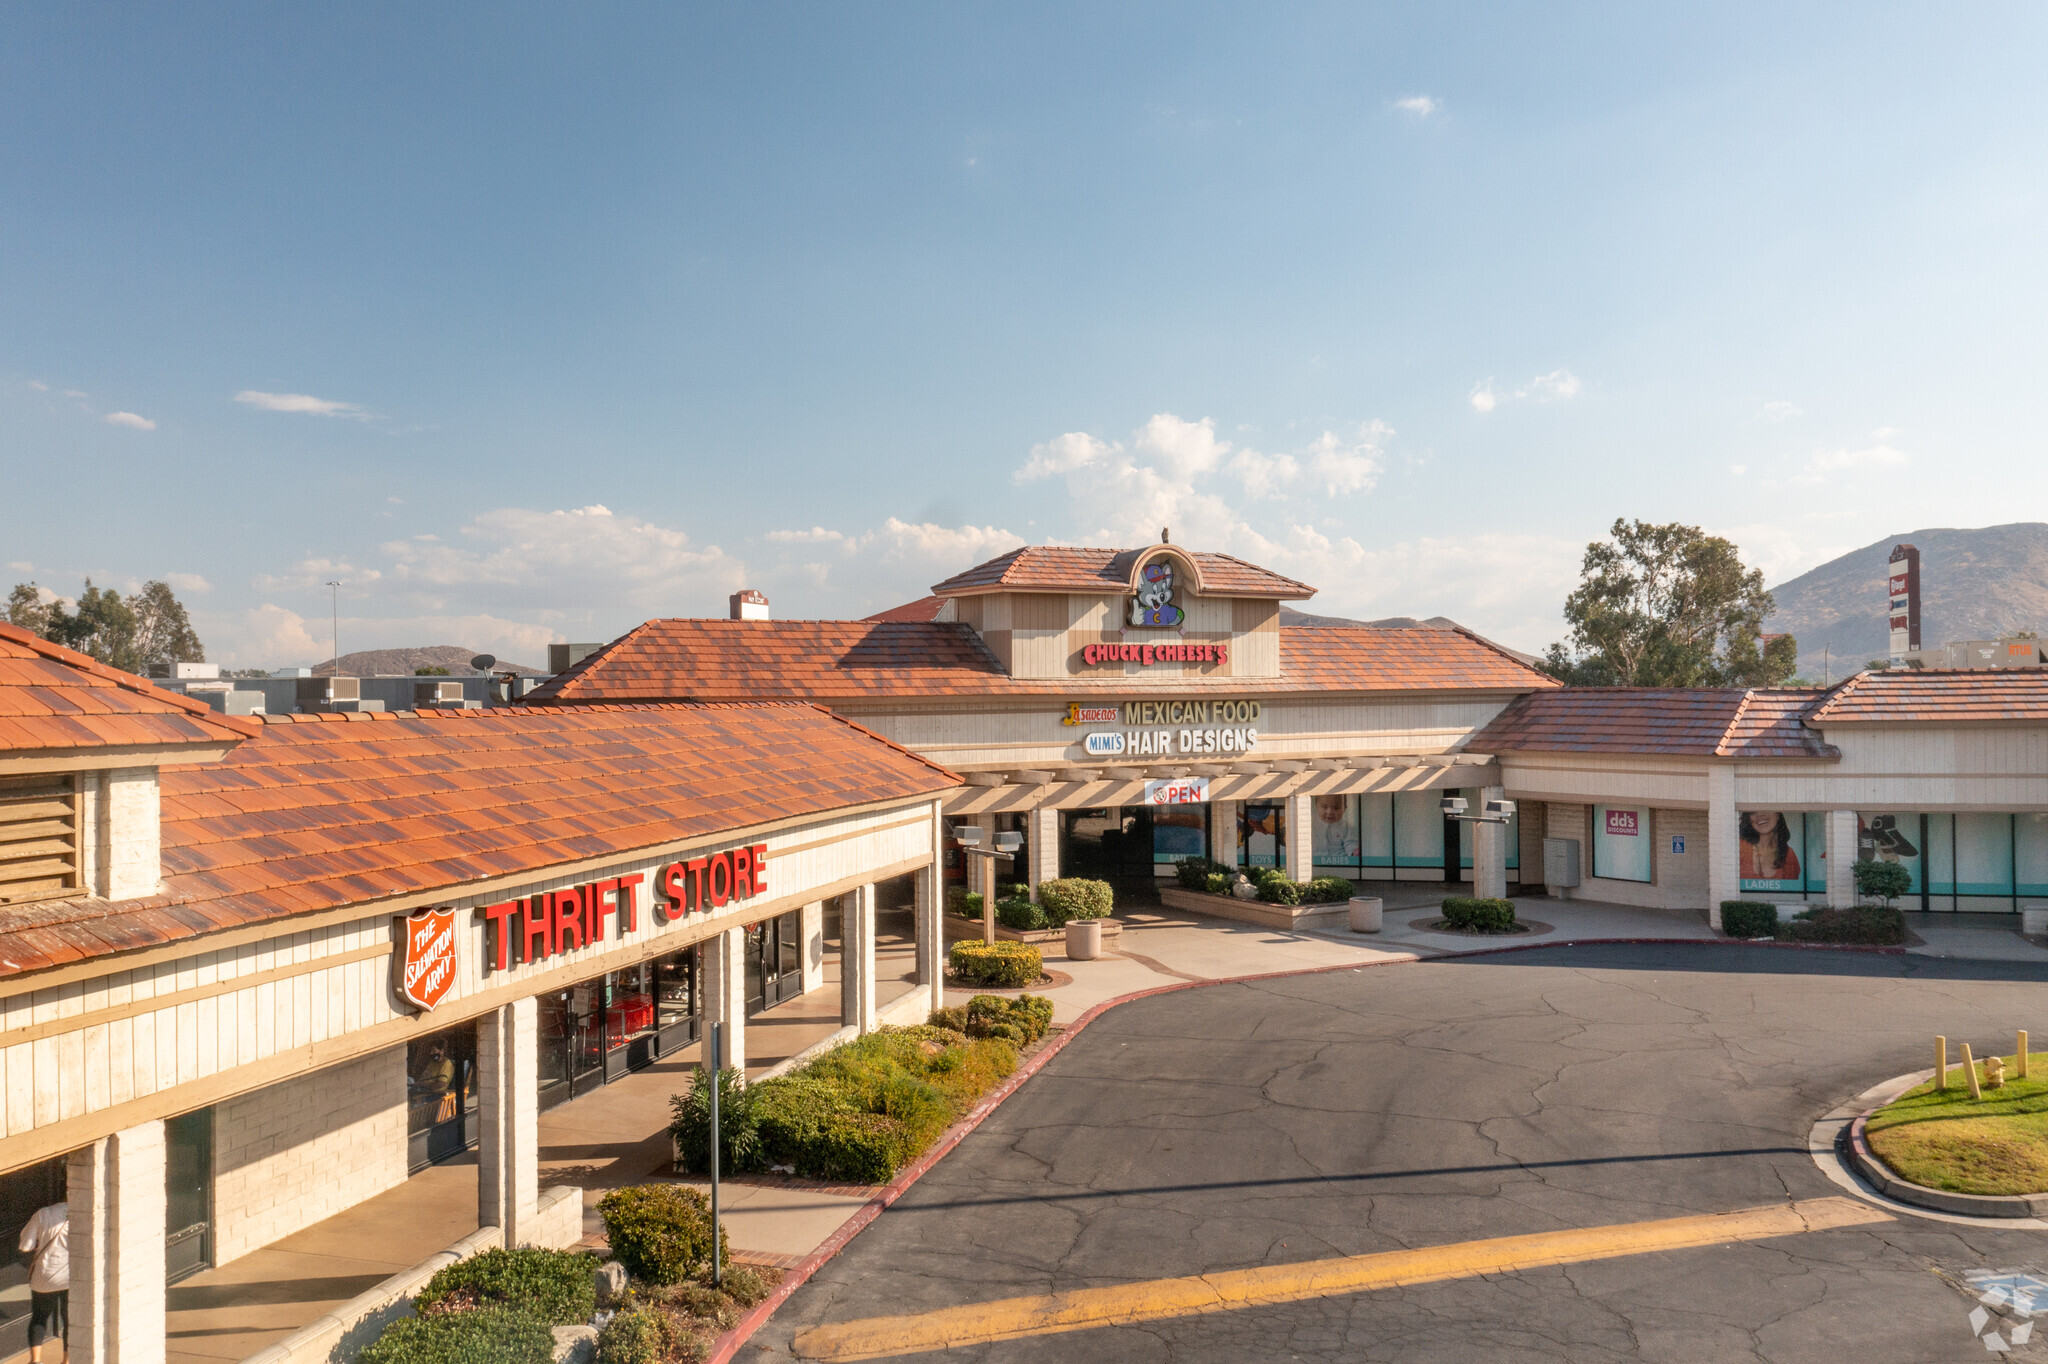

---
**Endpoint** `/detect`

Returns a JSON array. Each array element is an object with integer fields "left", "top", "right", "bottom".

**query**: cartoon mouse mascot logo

[{"left": 1129, "top": 560, "right": 1185, "bottom": 628}]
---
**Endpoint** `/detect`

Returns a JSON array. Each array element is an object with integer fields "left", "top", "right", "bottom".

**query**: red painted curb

[{"left": 704, "top": 933, "right": 1907, "bottom": 1360}]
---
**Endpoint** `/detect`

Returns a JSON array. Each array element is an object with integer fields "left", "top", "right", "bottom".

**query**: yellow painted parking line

[{"left": 791, "top": 1195, "right": 1891, "bottom": 1361}]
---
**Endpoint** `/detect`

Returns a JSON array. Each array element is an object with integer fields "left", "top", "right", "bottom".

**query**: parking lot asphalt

[{"left": 740, "top": 943, "right": 2048, "bottom": 1363}]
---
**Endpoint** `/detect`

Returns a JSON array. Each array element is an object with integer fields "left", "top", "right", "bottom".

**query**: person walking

[{"left": 18, "top": 1199, "right": 68, "bottom": 1364}]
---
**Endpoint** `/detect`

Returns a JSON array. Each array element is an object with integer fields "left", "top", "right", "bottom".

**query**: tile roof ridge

[
  {"left": 525, "top": 622, "right": 651, "bottom": 702},
  {"left": 1715, "top": 688, "right": 1759, "bottom": 757},
  {"left": 0, "top": 620, "right": 260, "bottom": 740},
  {"left": 1444, "top": 625, "right": 1560, "bottom": 687},
  {"left": 813, "top": 705, "right": 964, "bottom": 785}
]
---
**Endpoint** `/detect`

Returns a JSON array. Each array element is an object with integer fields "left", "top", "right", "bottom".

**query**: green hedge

[
  {"left": 1305, "top": 877, "right": 1354, "bottom": 904},
  {"left": 1852, "top": 859, "right": 1914, "bottom": 906},
  {"left": 947, "top": 887, "right": 984, "bottom": 919},
  {"left": 1037, "top": 878, "right": 1113, "bottom": 925},
  {"left": 1441, "top": 896, "right": 1516, "bottom": 932},
  {"left": 597, "top": 1184, "right": 729, "bottom": 1286},
  {"left": 1174, "top": 856, "right": 1230, "bottom": 890},
  {"left": 360, "top": 1307, "right": 556, "bottom": 1364},
  {"left": 411, "top": 1247, "right": 594, "bottom": 1325},
  {"left": 669, "top": 1066, "right": 762, "bottom": 1174},
  {"left": 995, "top": 896, "right": 1047, "bottom": 931},
  {"left": 1778, "top": 905, "right": 1906, "bottom": 945},
  {"left": 594, "top": 1308, "right": 668, "bottom": 1364},
  {"left": 1256, "top": 876, "right": 1302, "bottom": 905},
  {"left": 949, "top": 939, "right": 1042, "bottom": 987},
  {"left": 1720, "top": 901, "right": 1779, "bottom": 938}
]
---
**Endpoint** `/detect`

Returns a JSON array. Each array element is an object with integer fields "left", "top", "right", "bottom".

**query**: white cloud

[
  {"left": 198, "top": 604, "right": 558, "bottom": 670},
  {"left": 103, "top": 411, "right": 155, "bottom": 430},
  {"left": 1730, "top": 464, "right": 1748, "bottom": 476},
  {"left": 1805, "top": 443, "right": 1909, "bottom": 478},
  {"left": 7, "top": 561, "right": 31, "bottom": 572},
  {"left": 26, "top": 380, "right": 46, "bottom": 392},
  {"left": 1469, "top": 369, "right": 1582, "bottom": 413},
  {"left": 864, "top": 518, "right": 1023, "bottom": 565},
  {"left": 234, "top": 390, "right": 367, "bottom": 418},
  {"left": 1869, "top": 425, "right": 1903, "bottom": 439},
  {"left": 1018, "top": 431, "right": 1110, "bottom": 481},
  {"left": 62, "top": 390, "right": 86, "bottom": 400},
  {"left": 1393, "top": 96, "right": 1439, "bottom": 117},
  {"left": 766, "top": 527, "right": 853, "bottom": 548},
  {"left": 255, "top": 556, "right": 381, "bottom": 592},
  {"left": 1132, "top": 413, "right": 1230, "bottom": 479},
  {"left": 164, "top": 573, "right": 212, "bottom": 594},
  {"left": 1225, "top": 448, "right": 1299, "bottom": 500},
  {"left": 1755, "top": 400, "right": 1803, "bottom": 423}
]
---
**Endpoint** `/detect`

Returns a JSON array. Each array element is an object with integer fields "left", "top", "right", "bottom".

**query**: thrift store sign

[
  {"left": 475, "top": 842, "right": 770, "bottom": 973},
  {"left": 397, "top": 909, "right": 458, "bottom": 1012}
]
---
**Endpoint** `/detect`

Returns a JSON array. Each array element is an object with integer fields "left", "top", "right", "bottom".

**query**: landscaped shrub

[
  {"left": 1720, "top": 901, "right": 1780, "bottom": 938},
  {"left": 751, "top": 1075, "right": 854, "bottom": 1165},
  {"left": 995, "top": 896, "right": 1048, "bottom": 931},
  {"left": 947, "top": 886, "right": 983, "bottom": 919},
  {"left": 1441, "top": 896, "right": 1516, "bottom": 932},
  {"left": 595, "top": 1308, "right": 668, "bottom": 1364},
  {"left": 360, "top": 1307, "right": 556, "bottom": 1364},
  {"left": 413, "top": 1246, "right": 595, "bottom": 1324},
  {"left": 1036, "top": 878, "right": 1113, "bottom": 926},
  {"left": 1256, "top": 876, "right": 1303, "bottom": 905},
  {"left": 1175, "top": 857, "right": 1229, "bottom": 890},
  {"left": 776, "top": 1027, "right": 1020, "bottom": 1181},
  {"left": 669, "top": 1066, "right": 763, "bottom": 1174},
  {"left": 1777, "top": 905, "right": 1906, "bottom": 945},
  {"left": 1205, "top": 871, "right": 1230, "bottom": 893},
  {"left": 597, "top": 1184, "right": 729, "bottom": 1286},
  {"left": 1853, "top": 859, "right": 1914, "bottom": 907},
  {"left": 966, "top": 993, "right": 1052, "bottom": 1046},
  {"left": 949, "top": 939, "right": 1042, "bottom": 987},
  {"left": 1305, "top": 877, "right": 1355, "bottom": 903}
]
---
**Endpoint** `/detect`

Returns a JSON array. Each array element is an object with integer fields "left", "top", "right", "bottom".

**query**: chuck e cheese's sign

[{"left": 471, "top": 842, "right": 771, "bottom": 975}]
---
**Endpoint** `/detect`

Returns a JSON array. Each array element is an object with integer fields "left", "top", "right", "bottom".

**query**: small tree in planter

[{"left": 1853, "top": 858, "right": 1914, "bottom": 909}]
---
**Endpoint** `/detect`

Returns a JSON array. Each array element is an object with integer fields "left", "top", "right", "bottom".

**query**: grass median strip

[{"left": 790, "top": 1196, "right": 1891, "bottom": 1361}]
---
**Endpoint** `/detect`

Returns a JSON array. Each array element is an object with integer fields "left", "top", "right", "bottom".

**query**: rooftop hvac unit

[{"left": 548, "top": 643, "right": 603, "bottom": 674}]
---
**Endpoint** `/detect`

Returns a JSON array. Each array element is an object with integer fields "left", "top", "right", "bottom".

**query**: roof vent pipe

[{"left": 730, "top": 589, "right": 770, "bottom": 621}]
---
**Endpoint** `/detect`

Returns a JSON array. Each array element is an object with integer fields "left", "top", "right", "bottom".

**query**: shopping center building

[{"left": 0, "top": 624, "right": 955, "bottom": 1363}]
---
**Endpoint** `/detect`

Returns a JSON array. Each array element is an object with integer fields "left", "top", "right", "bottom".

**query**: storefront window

[
  {"left": 1361, "top": 793, "right": 1394, "bottom": 867},
  {"left": 0, "top": 1158, "right": 65, "bottom": 1359},
  {"left": 1239, "top": 803, "right": 1284, "bottom": 867},
  {"left": 1926, "top": 814, "right": 1955, "bottom": 896},
  {"left": 1590, "top": 804, "right": 1652, "bottom": 883},
  {"left": 406, "top": 1023, "right": 477, "bottom": 1171},
  {"left": 1152, "top": 805, "right": 1206, "bottom": 866},
  {"left": 2018, "top": 815, "right": 2048, "bottom": 898},
  {"left": 656, "top": 947, "right": 698, "bottom": 1040},
  {"left": 1854, "top": 813, "right": 1923, "bottom": 895},
  {"left": 1393, "top": 790, "right": 1443, "bottom": 868},
  {"left": 1956, "top": 813, "right": 2015, "bottom": 897},
  {"left": 606, "top": 963, "right": 656, "bottom": 1056},
  {"left": 1312, "top": 794, "right": 1360, "bottom": 869}
]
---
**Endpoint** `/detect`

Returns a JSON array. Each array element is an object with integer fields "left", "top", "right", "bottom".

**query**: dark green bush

[
  {"left": 1778, "top": 905, "right": 1906, "bottom": 945},
  {"left": 669, "top": 1066, "right": 763, "bottom": 1174},
  {"left": 412, "top": 1246, "right": 594, "bottom": 1324},
  {"left": 967, "top": 993, "right": 1051, "bottom": 1045},
  {"left": 1441, "top": 896, "right": 1516, "bottom": 932},
  {"left": 947, "top": 886, "right": 983, "bottom": 919},
  {"left": 751, "top": 1075, "right": 854, "bottom": 1167},
  {"left": 1175, "top": 857, "right": 1228, "bottom": 890},
  {"left": 1853, "top": 859, "right": 1914, "bottom": 907},
  {"left": 1037, "top": 878, "right": 1113, "bottom": 925},
  {"left": 1720, "top": 901, "right": 1780, "bottom": 937},
  {"left": 1305, "top": 877, "right": 1355, "bottom": 904},
  {"left": 995, "top": 896, "right": 1048, "bottom": 931},
  {"left": 596, "top": 1184, "right": 729, "bottom": 1286},
  {"left": 949, "top": 939, "right": 1042, "bottom": 987},
  {"left": 1256, "top": 876, "right": 1303, "bottom": 905},
  {"left": 595, "top": 1308, "right": 667, "bottom": 1364},
  {"left": 926, "top": 1004, "right": 969, "bottom": 1031},
  {"left": 361, "top": 1308, "right": 555, "bottom": 1364},
  {"left": 1204, "top": 871, "right": 1230, "bottom": 893}
]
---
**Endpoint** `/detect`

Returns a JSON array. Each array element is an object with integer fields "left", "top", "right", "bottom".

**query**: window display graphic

[
  {"left": 1739, "top": 811, "right": 1804, "bottom": 891},
  {"left": 1128, "top": 560, "right": 1186, "bottom": 628},
  {"left": 1312, "top": 794, "right": 1360, "bottom": 866}
]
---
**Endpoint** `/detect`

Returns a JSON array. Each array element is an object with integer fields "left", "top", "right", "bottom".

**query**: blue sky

[{"left": 5, "top": 6, "right": 2045, "bottom": 667}]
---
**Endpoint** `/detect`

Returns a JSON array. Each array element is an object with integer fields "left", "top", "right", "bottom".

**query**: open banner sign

[{"left": 1144, "top": 776, "right": 1211, "bottom": 805}]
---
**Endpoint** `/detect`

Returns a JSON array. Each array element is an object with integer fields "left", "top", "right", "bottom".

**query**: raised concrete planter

[
  {"left": 1846, "top": 1113, "right": 2048, "bottom": 1219},
  {"left": 1065, "top": 918, "right": 1104, "bottom": 960},
  {"left": 1156, "top": 885, "right": 1350, "bottom": 932},
  {"left": 2023, "top": 906, "right": 2048, "bottom": 937},
  {"left": 942, "top": 915, "right": 1123, "bottom": 947},
  {"left": 1348, "top": 897, "right": 1383, "bottom": 933}
]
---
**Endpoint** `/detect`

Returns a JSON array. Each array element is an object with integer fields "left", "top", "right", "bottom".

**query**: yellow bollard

[
  {"left": 2021, "top": 1030, "right": 2030, "bottom": 1080},
  {"left": 1962, "top": 1042, "right": 1984, "bottom": 1101},
  {"left": 1936, "top": 1035, "right": 1948, "bottom": 1090}
]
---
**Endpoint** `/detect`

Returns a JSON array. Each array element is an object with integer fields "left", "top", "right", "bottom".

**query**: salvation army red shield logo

[{"left": 399, "top": 909, "right": 458, "bottom": 1012}]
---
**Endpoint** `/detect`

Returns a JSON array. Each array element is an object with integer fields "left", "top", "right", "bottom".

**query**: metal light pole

[
  {"left": 708, "top": 1019, "right": 723, "bottom": 1288},
  {"left": 325, "top": 581, "right": 341, "bottom": 674}
]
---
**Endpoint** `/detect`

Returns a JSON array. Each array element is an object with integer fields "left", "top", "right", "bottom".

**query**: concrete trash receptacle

[
  {"left": 1065, "top": 918, "right": 1104, "bottom": 960},
  {"left": 1349, "top": 897, "right": 1384, "bottom": 933}
]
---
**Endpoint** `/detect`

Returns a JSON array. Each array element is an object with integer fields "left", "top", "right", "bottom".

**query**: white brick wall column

[
  {"left": 97, "top": 768, "right": 162, "bottom": 902},
  {"left": 1474, "top": 785, "right": 1508, "bottom": 900},
  {"left": 1214, "top": 800, "right": 1240, "bottom": 869},
  {"left": 1826, "top": 808, "right": 1859, "bottom": 906},
  {"left": 477, "top": 997, "right": 539, "bottom": 1245},
  {"left": 840, "top": 884, "right": 878, "bottom": 1033},
  {"left": 1027, "top": 806, "right": 1060, "bottom": 891},
  {"left": 68, "top": 1121, "right": 166, "bottom": 1364},
  {"left": 1286, "top": 792, "right": 1313, "bottom": 882},
  {"left": 702, "top": 928, "right": 747, "bottom": 1073},
  {"left": 1706, "top": 765, "right": 1739, "bottom": 929},
  {"left": 913, "top": 824, "right": 944, "bottom": 1012},
  {"left": 799, "top": 901, "right": 826, "bottom": 994}
]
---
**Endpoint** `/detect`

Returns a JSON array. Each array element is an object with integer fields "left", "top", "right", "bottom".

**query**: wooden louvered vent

[{"left": 0, "top": 774, "right": 83, "bottom": 906}]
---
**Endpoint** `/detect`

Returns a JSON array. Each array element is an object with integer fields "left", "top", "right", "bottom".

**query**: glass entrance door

[
  {"left": 745, "top": 913, "right": 804, "bottom": 1016},
  {"left": 165, "top": 1108, "right": 213, "bottom": 1283},
  {"left": 605, "top": 963, "right": 658, "bottom": 1080}
]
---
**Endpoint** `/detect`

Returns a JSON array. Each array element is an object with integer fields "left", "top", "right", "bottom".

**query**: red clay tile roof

[
  {"left": 931, "top": 546, "right": 1316, "bottom": 599},
  {"left": 1467, "top": 687, "right": 1837, "bottom": 759},
  {"left": 528, "top": 620, "right": 1556, "bottom": 703},
  {"left": 0, "top": 703, "right": 957, "bottom": 979},
  {"left": 1806, "top": 669, "right": 2048, "bottom": 724},
  {"left": 863, "top": 596, "right": 947, "bottom": 623},
  {"left": 0, "top": 622, "right": 258, "bottom": 753}
]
